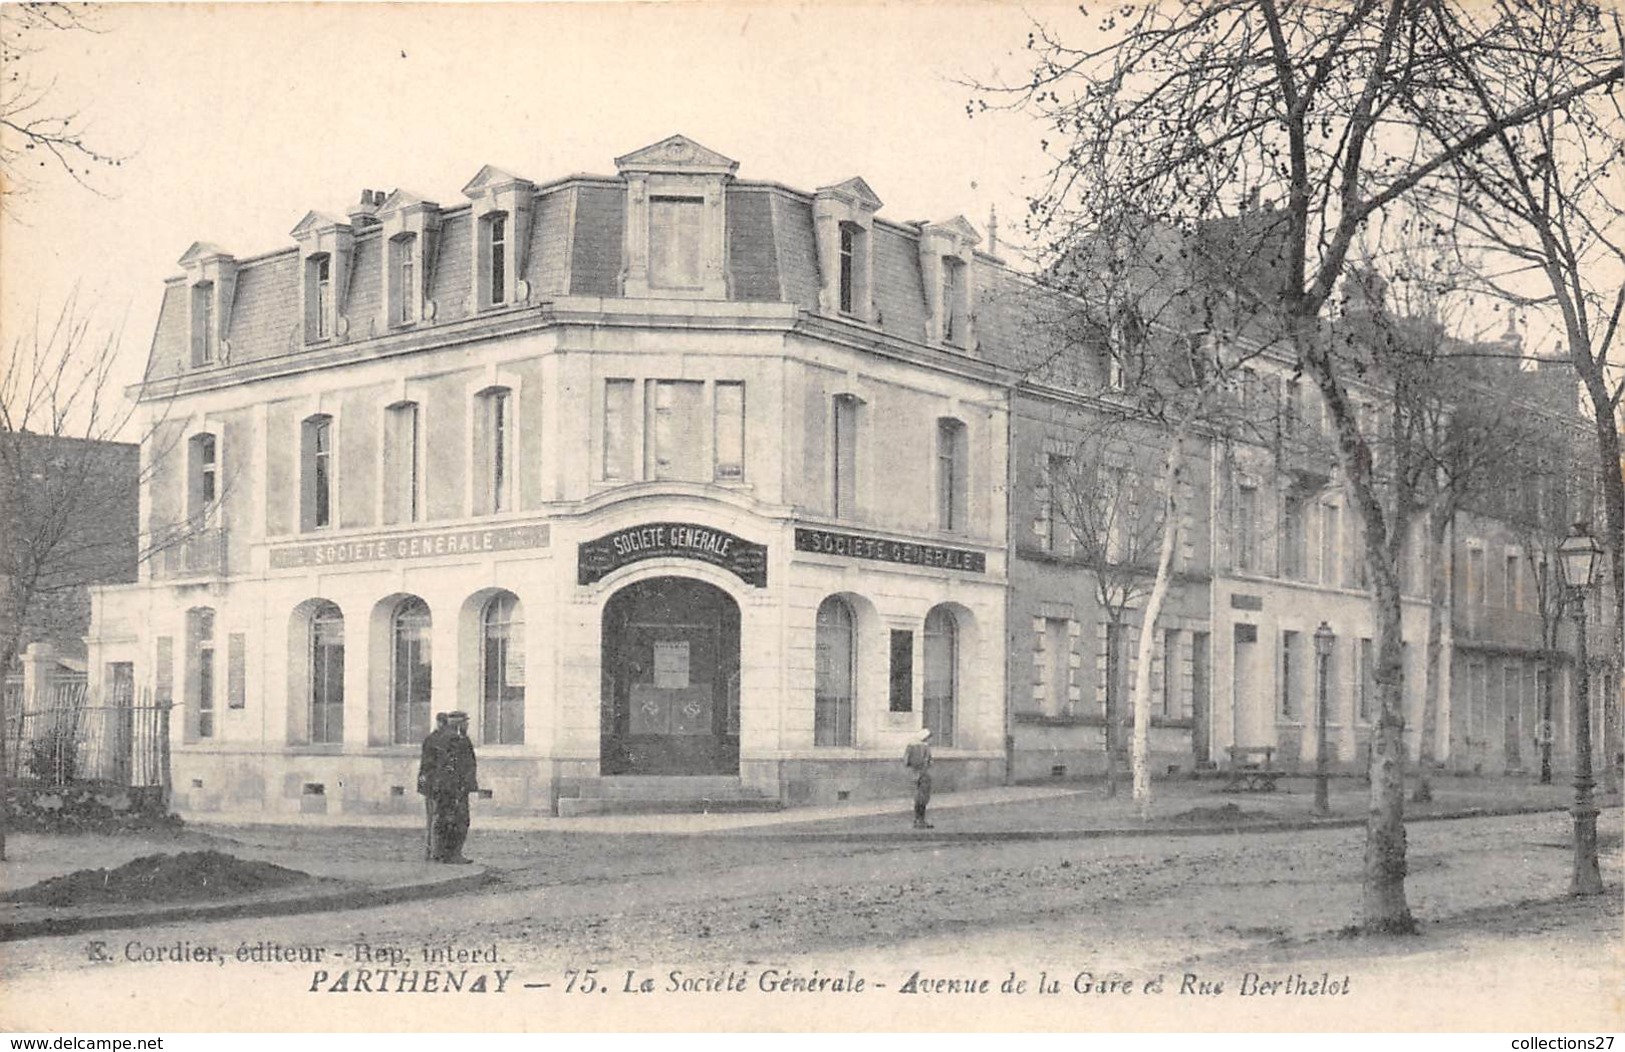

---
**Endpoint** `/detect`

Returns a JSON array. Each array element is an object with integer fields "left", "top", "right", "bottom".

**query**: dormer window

[
  {"left": 918, "top": 217, "right": 980, "bottom": 349},
  {"left": 190, "top": 282, "right": 215, "bottom": 366},
  {"left": 307, "top": 255, "right": 332, "bottom": 341},
  {"left": 814, "top": 178, "right": 882, "bottom": 321},
  {"left": 615, "top": 135, "right": 736, "bottom": 300},
  {"left": 839, "top": 226, "right": 858, "bottom": 314},
  {"left": 178, "top": 242, "right": 238, "bottom": 368},
  {"left": 941, "top": 257, "right": 965, "bottom": 345},
  {"left": 485, "top": 214, "right": 508, "bottom": 305},
  {"left": 649, "top": 196, "right": 704, "bottom": 290},
  {"left": 389, "top": 235, "right": 418, "bottom": 326}
]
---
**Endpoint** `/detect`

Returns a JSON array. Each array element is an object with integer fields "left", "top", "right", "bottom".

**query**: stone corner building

[
  {"left": 86, "top": 135, "right": 1617, "bottom": 822},
  {"left": 89, "top": 135, "right": 1012, "bottom": 817}
]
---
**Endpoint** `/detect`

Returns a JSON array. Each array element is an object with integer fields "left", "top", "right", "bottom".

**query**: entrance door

[{"left": 601, "top": 577, "right": 740, "bottom": 776}]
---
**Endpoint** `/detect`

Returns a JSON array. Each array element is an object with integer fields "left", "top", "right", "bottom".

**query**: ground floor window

[
  {"left": 482, "top": 593, "right": 525, "bottom": 745},
  {"left": 924, "top": 605, "right": 957, "bottom": 746},
  {"left": 391, "top": 597, "right": 432, "bottom": 745},
  {"left": 815, "top": 596, "right": 855, "bottom": 746},
  {"left": 310, "top": 602, "right": 344, "bottom": 744}
]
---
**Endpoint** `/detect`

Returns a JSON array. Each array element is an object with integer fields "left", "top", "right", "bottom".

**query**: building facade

[
  {"left": 85, "top": 139, "right": 1616, "bottom": 821},
  {"left": 88, "top": 136, "right": 1010, "bottom": 817}
]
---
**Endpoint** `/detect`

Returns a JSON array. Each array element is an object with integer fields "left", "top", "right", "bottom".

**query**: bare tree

[
  {"left": 1414, "top": 0, "right": 1625, "bottom": 794},
  {"left": 982, "top": 0, "right": 1622, "bottom": 932},
  {"left": 0, "top": 2, "right": 121, "bottom": 209},
  {"left": 0, "top": 296, "right": 194, "bottom": 861}
]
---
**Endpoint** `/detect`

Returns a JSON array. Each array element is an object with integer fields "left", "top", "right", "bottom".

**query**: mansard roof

[{"left": 143, "top": 141, "right": 1038, "bottom": 387}]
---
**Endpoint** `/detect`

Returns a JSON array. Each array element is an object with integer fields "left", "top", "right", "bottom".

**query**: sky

[{"left": 0, "top": 1, "right": 1058, "bottom": 433}]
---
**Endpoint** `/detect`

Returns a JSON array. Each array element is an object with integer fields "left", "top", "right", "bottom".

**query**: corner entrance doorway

[{"left": 601, "top": 576, "right": 741, "bottom": 776}]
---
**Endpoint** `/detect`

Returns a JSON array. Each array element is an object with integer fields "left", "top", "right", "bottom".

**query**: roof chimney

[
  {"left": 987, "top": 204, "right": 999, "bottom": 261},
  {"left": 348, "top": 189, "right": 381, "bottom": 228}
]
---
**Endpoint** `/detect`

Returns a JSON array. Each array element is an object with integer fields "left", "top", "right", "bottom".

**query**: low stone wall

[{"left": 4, "top": 780, "right": 181, "bottom": 834}]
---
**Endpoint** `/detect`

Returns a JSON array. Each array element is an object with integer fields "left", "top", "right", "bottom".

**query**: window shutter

[
  {"left": 228, "top": 633, "right": 247, "bottom": 709},
  {"left": 155, "top": 637, "right": 174, "bottom": 703}
]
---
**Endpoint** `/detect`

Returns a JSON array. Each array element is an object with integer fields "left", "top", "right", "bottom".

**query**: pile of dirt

[
  {"left": 2, "top": 851, "right": 317, "bottom": 907},
  {"left": 1168, "top": 802, "right": 1256, "bottom": 824}
]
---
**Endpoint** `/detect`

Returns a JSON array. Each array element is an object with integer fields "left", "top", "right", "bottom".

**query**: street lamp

[
  {"left": 1558, "top": 522, "right": 1603, "bottom": 897},
  {"left": 1314, "top": 621, "right": 1335, "bottom": 816}
]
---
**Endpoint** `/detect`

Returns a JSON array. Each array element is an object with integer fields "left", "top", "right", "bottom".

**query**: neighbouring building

[{"left": 1, "top": 431, "right": 139, "bottom": 668}]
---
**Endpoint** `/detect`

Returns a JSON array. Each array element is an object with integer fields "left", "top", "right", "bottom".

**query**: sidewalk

[
  {"left": 0, "top": 830, "right": 486, "bottom": 941},
  {"left": 1, "top": 774, "right": 1605, "bottom": 941},
  {"left": 173, "top": 772, "right": 1594, "bottom": 836}
]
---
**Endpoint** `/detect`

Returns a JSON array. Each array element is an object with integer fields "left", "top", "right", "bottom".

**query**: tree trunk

[
  {"left": 1365, "top": 556, "right": 1417, "bottom": 933},
  {"left": 1130, "top": 430, "right": 1188, "bottom": 818},
  {"left": 1415, "top": 505, "right": 1451, "bottom": 802}
]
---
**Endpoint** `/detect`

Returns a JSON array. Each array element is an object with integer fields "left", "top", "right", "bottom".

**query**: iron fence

[{"left": 2, "top": 681, "right": 171, "bottom": 788}]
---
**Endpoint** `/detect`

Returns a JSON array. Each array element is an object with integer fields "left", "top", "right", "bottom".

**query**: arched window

[
  {"left": 391, "top": 597, "right": 432, "bottom": 745},
  {"left": 481, "top": 593, "right": 524, "bottom": 745},
  {"left": 815, "top": 596, "right": 855, "bottom": 746},
  {"left": 309, "top": 602, "right": 344, "bottom": 744},
  {"left": 924, "top": 606, "right": 958, "bottom": 746}
]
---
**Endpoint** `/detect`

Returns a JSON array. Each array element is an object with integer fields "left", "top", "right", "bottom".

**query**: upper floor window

[
  {"left": 1236, "top": 482, "right": 1258, "bottom": 572},
  {"left": 480, "top": 213, "right": 508, "bottom": 307},
  {"left": 383, "top": 401, "right": 420, "bottom": 525},
  {"left": 936, "top": 418, "right": 967, "bottom": 532},
  {"left": 714, "top": 381, "right": 745, "bottom": 481},
  {"left": 833, "top": 394, "right": 861, "bottom": 518},
  {"left": 649, "top": 196, "right": 704, "bottom": 290},
  {"left": 647, "top": 379, "right": 705, "bottom": 481},
  {"left": 1504, "top": 553, "right": 1520, "bottom": 609},
  {"left": 389, "top": 234, "right": 418, "bottom": 326},
  {"left": 187, "top": 433, "right": 218, "bottom": 521},
  {"left": 1038, "top": 452, "right": 1071, "bottom": 552},
  {"left": 476, "top": 387, "right": 512, "bottom": 514},
  {"left": 941, "top": 257, "right": 966, "bottom": 345},
  {"left": 603, "top": 379, "right": 634, "bottom": 481},
  {"left": 301, "top": 414, "right": 334, "bottom": 531},
  {"left": 190, "top": 283, "right": 215, "bottom": 366}
]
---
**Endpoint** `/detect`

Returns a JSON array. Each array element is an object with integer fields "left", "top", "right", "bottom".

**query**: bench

[{"left": 1222, "top": 746, "right": 1283, "bottom": 793}]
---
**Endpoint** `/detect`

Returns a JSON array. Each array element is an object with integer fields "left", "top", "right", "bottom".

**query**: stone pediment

[
  {"left": 376, "top": 188, "right": 439, "bottom": 215},
  {"left": 816, "top": 177, "right": 883, "bottom": 211},
  {"left": 177, "top": 241, "right": 231, "bottom": 266},
  {"left": 461, "top": 165, "right": 534, "bottom": 198},
  {"left": 289, "top": 211, "right": 351, "bottom": 238},
  {"left": 924, "top": 215, "right": 981, "bottom": 245},
  {"left": 615, "top": 134, "right": 739, "bottom": 176}
]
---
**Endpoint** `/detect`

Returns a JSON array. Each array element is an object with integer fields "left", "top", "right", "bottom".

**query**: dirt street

[{"left": 2, "top": 810, "right": 1619, "bottom": 1031}]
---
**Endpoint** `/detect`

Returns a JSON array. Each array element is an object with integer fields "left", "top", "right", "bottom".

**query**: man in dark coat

[
  {"left": 417, "top": 712, "right": 450, "bottom": 860},
  {"left": 433, "top": 711, "right": 480, "bottom": 864}
]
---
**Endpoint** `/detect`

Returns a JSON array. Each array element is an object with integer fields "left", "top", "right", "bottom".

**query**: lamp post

[
  {"left": 1558, "top": 523, "right": 1603, "bottom": 897},
  {"left": 1314, "top": 621, "right": 1335, "bottom": 816}
]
